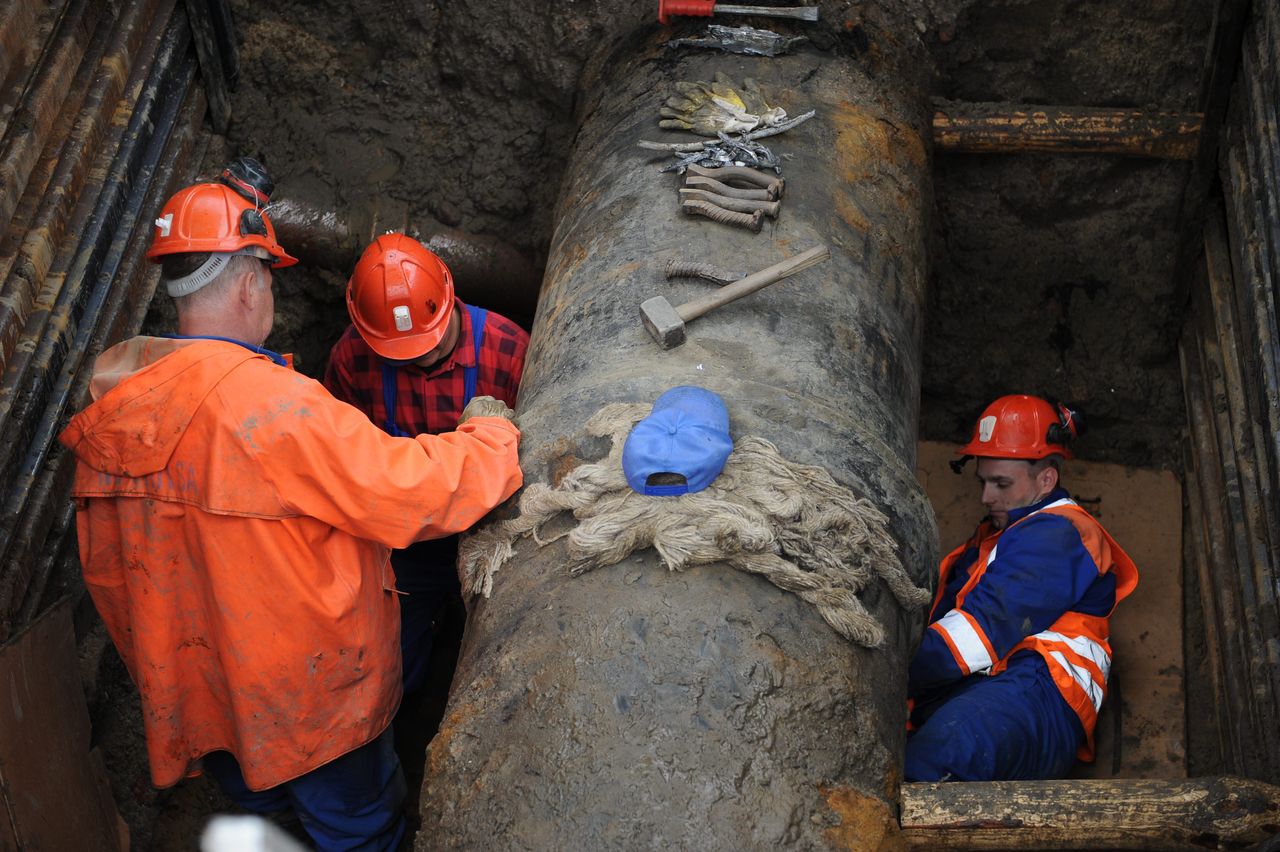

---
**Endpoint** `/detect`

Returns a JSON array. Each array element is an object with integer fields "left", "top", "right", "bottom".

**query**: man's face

[{"left": 975, "top": 457, "right": 1051, "bottom": 530}]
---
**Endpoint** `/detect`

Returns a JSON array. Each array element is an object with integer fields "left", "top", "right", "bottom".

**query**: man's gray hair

[{"left": 167, "top": 253, "right": 265, "bottom": 313}]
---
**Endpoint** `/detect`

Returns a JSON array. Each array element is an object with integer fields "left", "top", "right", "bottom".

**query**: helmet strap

[{"left": 164, "top": 248, "right": 271, "bottom": 297}]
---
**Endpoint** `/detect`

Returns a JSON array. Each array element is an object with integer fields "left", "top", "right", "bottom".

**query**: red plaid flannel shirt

[{"left": 323, "top": 298, "right": 528, "bottom": 436}]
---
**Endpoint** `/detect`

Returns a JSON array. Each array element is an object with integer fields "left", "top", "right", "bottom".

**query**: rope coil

[{"left": 460, "top": 402, "right": 930, "bottom": 647}]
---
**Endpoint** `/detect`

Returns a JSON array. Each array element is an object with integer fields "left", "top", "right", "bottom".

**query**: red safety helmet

[
  {"left": 346, "top": 233, "right": 455, "bottom": 361},
  {"left": 952, "top": 394, "right": 1082, "bottom": 472},
  {"left": 146, "top": 182, "right": 298, "bottom": 268}
]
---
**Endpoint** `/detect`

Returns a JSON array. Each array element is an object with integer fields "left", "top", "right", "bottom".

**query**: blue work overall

[{"left": 379, "top": 305, "right": 487, "bottom": 694}]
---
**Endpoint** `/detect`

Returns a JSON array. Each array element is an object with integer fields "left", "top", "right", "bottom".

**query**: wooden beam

[
  {"left": 900, "top": 777, "right": 1280, "bottom": 850},
  {"left": 932, "top": 100, "right": 1203, "bottom": 159},
  {"left": 1167, "top": 0, "right": 1252, "bottom": 309}
]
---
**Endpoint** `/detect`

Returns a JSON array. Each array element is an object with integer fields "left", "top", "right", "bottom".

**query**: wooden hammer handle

[{"left": 675, "top": 244, "right": 830, "bottom": 322}]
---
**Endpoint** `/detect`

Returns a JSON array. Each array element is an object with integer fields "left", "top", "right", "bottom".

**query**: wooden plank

[
  {"left": 1059, "top": 461, "right": 1185, "bottom": 779},
  {"left": 900, "top": 776, "right": 1280, "bottom": 850},
  {"left": 931, "top": 101, "right": 1202, "bottom": 159},
  {"left": 1203, "top": 199, "right": 1280, "bottom": 728},
  {"left": 915, "top": 442, "right": 1185, "bottom": 779},
  {"left": 1180, "top": 321, "right": 1264, "bottom": 776},
  {"left": 1179, "top": 426, "right": 1231, "bottom": 771},
  {"left": 0, "top": 598, "right": 125, "bottom": 850},
  {"left": 1168, "top": 0, "right": 1252, "bottom": 309}
]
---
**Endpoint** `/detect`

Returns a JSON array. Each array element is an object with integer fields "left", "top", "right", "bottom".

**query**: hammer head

[{"left": 640, "top": 295, "right": 685, "bottom": 349}]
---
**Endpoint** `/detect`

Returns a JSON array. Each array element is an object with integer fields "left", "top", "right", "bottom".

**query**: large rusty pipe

[
  {"left": 268, "top": 197, "right": 542, "bottom": 327},
  {"left": 419, "top": 23, "right": 936, "bottom": 848}
]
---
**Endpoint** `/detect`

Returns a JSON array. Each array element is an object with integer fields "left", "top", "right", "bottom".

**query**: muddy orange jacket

[{"left": 59, "top": 337, "right": 522, "bottom": 790}]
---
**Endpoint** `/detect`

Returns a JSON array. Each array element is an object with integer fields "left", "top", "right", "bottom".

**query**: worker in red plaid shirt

[{"left": 324, "top": 233, "right": 528, "bottom": 694}]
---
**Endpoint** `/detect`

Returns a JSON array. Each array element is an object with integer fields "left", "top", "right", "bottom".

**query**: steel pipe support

[
  {"left": 268, "top": 196, "right": 542, "bottom": 327},
  {"left": 419, "top": 25, "right": 937, "bottom": 849}
]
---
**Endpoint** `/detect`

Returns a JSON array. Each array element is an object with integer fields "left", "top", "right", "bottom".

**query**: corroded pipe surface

[
  {"left": 269, "top": 196, "right": 542, "bottom": 327},
  {"left": 419, "top": 22, "right": 937, "bottom": 849}
]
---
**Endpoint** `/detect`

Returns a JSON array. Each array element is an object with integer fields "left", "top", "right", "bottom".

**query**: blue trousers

[
  {"left": 391, "top": 535, "right": 461, "bottom": 695},
  {"left": 905, "top": 651, "right": 1085, "bottom": 781},
  {"left": 204, "top": 727, "right": 406, "bottom": 852}
]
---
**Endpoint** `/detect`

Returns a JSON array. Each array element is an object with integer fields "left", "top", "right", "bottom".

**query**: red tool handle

[{"left": 658, "top": 0, "right": 715, "bottom": 24}]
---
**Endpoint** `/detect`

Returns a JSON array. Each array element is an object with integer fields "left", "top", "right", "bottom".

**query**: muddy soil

[
  {"left": 923, "top": 0, "right": 1213, "bottom": 469},
  {"left": 116, "top": 0, "right": 1216, "bottom": 846},
  {"left": 149, "top": 0, "right": 1212, "bottom": 470}
]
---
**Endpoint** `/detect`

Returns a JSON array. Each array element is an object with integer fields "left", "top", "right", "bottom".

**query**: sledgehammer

[{"left": 641, "top": 244, "right": 830, "bottom": 349}]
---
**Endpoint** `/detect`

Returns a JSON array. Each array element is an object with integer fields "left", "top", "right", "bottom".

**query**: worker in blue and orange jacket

[
  {"left": 906, "top": 394, "right": 1138, "bottom": 781},
  {"left": 58, "top": 162, "right": 523, "bottom": 852}
]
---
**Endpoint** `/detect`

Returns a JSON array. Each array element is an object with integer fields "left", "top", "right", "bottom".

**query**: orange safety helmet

[
  {"left": 952, "top": 394, "right": 1083, "bottom": 472},
  {"left": 146, "top": 182, "right": 298, "bottom": 268},
  {"left": 346, "top": 233, "right": 455, "bottom": 362}
]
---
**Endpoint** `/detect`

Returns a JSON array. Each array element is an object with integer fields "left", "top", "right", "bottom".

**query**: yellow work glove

[
  {"left": 458, "top": 395, "right": 516, "bottom": 426},
  {"left": 658, "top": 73, "right": 787, "bottom": 136}
]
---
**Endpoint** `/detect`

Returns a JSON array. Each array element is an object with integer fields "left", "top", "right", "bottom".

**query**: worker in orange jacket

[
  {"left": 906, "top": 395, "right": 1138, "bottom": 781},
  {"left": 58, "top": 160, "right": 523, "bottom": 851}
]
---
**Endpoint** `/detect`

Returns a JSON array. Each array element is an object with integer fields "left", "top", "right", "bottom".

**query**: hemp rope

[{"left": 460, "top": 403, "right": 931, "bottom": 647}]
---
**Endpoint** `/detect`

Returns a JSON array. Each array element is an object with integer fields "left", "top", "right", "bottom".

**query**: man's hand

[{"left": 459, "top": 395, "right": 516, "bottom": 425}]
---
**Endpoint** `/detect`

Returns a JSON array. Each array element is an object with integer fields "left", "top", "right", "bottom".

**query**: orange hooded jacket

[{"left": 59, "top": 336, "right": 523, "bottom": 790}]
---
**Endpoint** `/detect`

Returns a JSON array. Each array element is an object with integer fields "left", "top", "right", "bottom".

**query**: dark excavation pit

[{"left": 111, "top": 0, "right": 1217, "bottom": 846}]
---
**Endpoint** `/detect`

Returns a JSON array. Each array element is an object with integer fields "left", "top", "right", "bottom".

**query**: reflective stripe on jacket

[
  {"left": 912, "top": 491, "right": 1138, "bottom": 759},
  {"left": 58, "top": 336, "right": 523, "bottom": 790}
]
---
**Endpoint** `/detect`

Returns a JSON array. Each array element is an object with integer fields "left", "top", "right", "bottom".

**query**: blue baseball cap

[{"left": 622, "top": 386, "right": 734, "bottom": 496}]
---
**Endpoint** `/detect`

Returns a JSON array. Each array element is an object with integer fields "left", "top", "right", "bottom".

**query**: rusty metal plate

[{"left": 0, "top": 598, "right": 125, "bottom": 850}]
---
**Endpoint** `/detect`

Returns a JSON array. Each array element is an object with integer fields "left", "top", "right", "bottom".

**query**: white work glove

[
  {"left": 659, "top": 73, "right": 787, "bottom": 136},
  {"left": 458, "top": 395, "right": 516, "bottom": 425}
]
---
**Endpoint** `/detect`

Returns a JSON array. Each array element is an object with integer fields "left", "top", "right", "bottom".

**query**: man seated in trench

[
  {"left": 323, "top": 233, "right": 529, "bottom": 698},
  {"left": 906, "top": 394, "right": 1139, "bottom": 781}
]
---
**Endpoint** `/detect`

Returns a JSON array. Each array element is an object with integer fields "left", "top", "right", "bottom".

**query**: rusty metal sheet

[{"left": 0, "top": 598, "right": 125, "bottom": 850}]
